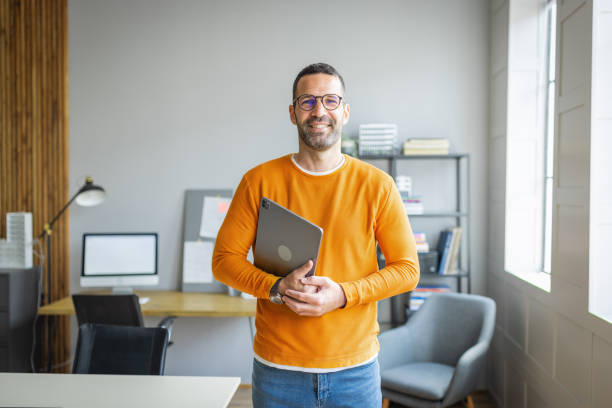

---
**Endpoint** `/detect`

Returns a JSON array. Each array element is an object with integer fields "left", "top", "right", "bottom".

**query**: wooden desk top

[
  {"left": 0, "top": 373, "right": 240, "bottom": 408},
  {"left": 38, "top": 290, "right": 257, "bottom": 317}
]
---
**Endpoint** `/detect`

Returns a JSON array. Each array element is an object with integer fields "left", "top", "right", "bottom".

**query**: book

[
  {"left": 359, "top": 140, "right": 395, "bottom": 146},
  {"left": 404, "top": 201, "right": 424, "bottom": 214},
  {"left": 359, "top": 124, "right": 398, "bottom": 130},
  {"left": 445, "top": 227, "right": 462, "bottom": 274},
  {"left": 403, "top": 148, "right": 450, "bottom": 155},
  {"left": 409, "top": 284, "right": 451, "bottom": 310},
  {"left": 412, "top": 284, "right": 451, "bottom": 292},
  {"left": 413, "top": 231, "right": 429, "bottom": 252},
  {"left": 359, "top": 146, "right": 395, "bottom": 156},
  {"left": 436, "top": 230, "right": 453, "bottom": 274},
  {"left": 413, "top": 232, "right": 427, "bottom": 242},
  {"left": 416, "top": 242, "right": 429, "bottom": 252},
  {"left": 403, "top": 138, "right": 450, "bottom": 147},
  {"left": 359, "top": 131, "right": 397, "bottom": 137},
  {"left": 402, "top": 138, "right": 450, "bottom": 155}
]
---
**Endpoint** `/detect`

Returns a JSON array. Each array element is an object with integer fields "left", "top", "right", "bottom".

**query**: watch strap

[{"left": 269, "top": 278, "right": 283, "bottom": 304}]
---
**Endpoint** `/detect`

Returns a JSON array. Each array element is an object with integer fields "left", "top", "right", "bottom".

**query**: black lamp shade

[{"left": 75, "top": 178, "right": 106, "bottom": 207}]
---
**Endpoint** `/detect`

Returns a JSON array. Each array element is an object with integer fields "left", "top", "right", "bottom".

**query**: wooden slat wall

[{"left": 1, "top": 0, "right": 69, "bottom": 372}]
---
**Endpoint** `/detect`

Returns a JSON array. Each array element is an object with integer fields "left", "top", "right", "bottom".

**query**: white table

[{"left": 0, "top": 373, "right": 240, "bottom": 408}]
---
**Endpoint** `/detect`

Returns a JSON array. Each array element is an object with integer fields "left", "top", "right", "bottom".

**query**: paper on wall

[
  {"left": 182, "top": 241, "right": 214, "bottom": 283},
  {"left": 199, "top": 196, "right": 231, "bottom": 238}
]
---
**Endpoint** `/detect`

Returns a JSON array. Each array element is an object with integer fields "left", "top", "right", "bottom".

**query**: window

[
  {"left": 504, "top": 0, "right": 556, "bottom": 291},
  {"left": 542, "top": 0, "right": 556, "bottom": 274},
  {"left": 589, "top": 0, "right": 612, "bottom": 323}
]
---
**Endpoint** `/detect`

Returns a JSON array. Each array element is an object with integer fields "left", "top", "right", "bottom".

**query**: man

[{"left": 212, "top": 63, "right": 419, "bottom": 407}]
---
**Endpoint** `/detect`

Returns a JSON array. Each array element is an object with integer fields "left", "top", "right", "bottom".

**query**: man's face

[{"left": 289, "top": 73, "right": 350, "bottom": 151}]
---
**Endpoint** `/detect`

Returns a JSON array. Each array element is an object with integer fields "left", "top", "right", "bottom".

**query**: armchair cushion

[{"left": 381, "top": 362, "right": 454, "bottom": 401}]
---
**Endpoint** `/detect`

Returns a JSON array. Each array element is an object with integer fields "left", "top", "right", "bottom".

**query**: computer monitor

[{"left": 80, "top": 233, "right": 159, "bottom": 293}]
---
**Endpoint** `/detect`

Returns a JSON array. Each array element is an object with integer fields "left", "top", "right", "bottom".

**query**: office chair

[
  {"left": 72, "top": 294, "right": 175, "bottom": 345},
  {"left": 72, "top": 323, "right": 169, "bottom": 375},
  {"left": 378, "top": 292, "right": 496, "bottom": 408}
]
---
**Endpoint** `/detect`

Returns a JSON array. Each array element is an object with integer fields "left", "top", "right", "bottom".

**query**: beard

[{"left": 297, "top": 115, "right": 342, "bottom": 151}]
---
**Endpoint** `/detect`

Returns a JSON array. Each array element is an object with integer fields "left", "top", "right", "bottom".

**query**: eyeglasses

[{"left": 293, "top": 94, "right": 343, "bottom": 111}]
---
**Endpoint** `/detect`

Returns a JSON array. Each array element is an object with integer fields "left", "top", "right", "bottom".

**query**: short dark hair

[{"left": 292, "top": 63, "right": 345, "bottom": 100}]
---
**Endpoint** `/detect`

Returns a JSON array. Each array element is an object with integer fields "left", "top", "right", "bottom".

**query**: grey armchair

[{"left": 378, "top": 292, "right": 496, "bottom": 408}]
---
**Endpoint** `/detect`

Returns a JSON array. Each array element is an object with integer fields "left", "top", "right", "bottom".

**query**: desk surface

[
  {"left": 38, "top": 290, "right": 257, "bottom": 317},
  {"left": 0, "top": 372, "right": 240, "bottom": 408}
]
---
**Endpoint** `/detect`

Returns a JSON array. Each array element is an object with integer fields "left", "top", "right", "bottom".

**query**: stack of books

[
  {"left": 413, "top": 232, "right": 429, "bottom": 252},
  {"left": 408, "top": 284, "right": 451, "bottom": 311},
  {"left": 358, "top": 124, "right": 397, "bottom": 156},
  {"left": 436, "top": 227, "right": 462, "bottom": 274},
  {"left": 402, "top": 138, "right": 450, "bottom": 155},
  {"left": 403, "top": 196, "right": 424, "bottom": 214},
  {"left": 395, "top": 175, "right": 424, "bottom": 214}
]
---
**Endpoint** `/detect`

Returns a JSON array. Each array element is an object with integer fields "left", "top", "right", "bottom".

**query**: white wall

[
  {"left": 487, "top": 0, "right": 612, "bottom": 407},
  {"left": 68, "top": 0, "right": 489, "bottom": 381}
]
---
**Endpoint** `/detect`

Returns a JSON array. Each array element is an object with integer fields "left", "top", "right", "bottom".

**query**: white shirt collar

[{"left": 291, "top": 154, "right": 346, "bottom": 176}]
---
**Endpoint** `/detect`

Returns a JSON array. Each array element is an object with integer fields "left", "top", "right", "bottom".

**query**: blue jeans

[{"left": 252, "top": 358, "right": 382, "bottom": 408}]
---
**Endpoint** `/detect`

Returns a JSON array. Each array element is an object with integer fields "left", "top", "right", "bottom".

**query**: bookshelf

[{"left": 360, "top": 153, "right": 471, "bottom": 327}]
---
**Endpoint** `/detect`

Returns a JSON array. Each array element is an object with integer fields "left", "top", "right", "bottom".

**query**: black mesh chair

[
  {"left": 72, "top": 323, "right": 169, "bottom": 375},
  {"left": 72, "top": 294, "right": 175, "bottom": 345},
  {"left": 72, "top": 294, "right": 144, "bottom": 326}
]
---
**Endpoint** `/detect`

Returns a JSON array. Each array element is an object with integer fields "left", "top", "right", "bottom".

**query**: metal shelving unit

[{"left": 361, "top": 153, "right": 471, "bottom": 326}]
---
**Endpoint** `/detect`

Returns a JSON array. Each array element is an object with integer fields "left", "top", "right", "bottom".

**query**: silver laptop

[{"left": 253, "top": 197, "right": 323, "bottom": 277}]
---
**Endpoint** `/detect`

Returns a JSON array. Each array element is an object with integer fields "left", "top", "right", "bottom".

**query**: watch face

[{"left": 270, "top": 294, "right": 283, "bottom": 304}]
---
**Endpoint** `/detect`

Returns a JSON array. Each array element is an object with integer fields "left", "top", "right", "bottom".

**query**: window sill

[{"left": 505, "top": 269, "right": 551, "bottom": 292}]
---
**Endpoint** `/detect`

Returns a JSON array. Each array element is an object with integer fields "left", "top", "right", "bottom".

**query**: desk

[
  {"left": 38, "top": 290, "right": 257, "bottom": 317},
  {"left": 0, "top": 372, "right": 240, "bottom": 408}
]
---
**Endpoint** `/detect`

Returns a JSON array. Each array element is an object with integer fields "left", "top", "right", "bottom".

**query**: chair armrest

[
  {"left": 378, "top": 326, "right": 415, "bottom": 371},
  {"left": 441, "top": 341, "right": 489, "bottom": 406},
  {"left": 158, "top": 317, "right": 176, "bottom": 347}
]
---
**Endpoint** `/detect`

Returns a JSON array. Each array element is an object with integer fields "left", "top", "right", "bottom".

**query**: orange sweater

[{"left": 212, "top": 154, "right": 419, "bottom": 368}]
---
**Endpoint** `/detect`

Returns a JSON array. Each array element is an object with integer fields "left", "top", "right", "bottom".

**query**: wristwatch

[{"left": 269, "top": 278, "right": 283, "bottom": 304}]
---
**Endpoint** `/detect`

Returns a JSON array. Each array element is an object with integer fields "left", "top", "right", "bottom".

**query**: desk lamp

[{"left": 38, "top": 176, "right": 106, "bottom": 305}]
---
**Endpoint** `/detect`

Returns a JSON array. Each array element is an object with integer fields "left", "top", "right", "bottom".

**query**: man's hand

[
  {"left": 278, "top": 260, "right": 318, "bottom": 296},
  {"left": 283, "top": 275, "right": 347, "bottom": 317}
]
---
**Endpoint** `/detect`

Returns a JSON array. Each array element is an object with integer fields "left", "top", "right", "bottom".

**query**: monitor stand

[{"left": 112, "top": 286, "right": 134, "bottom": 294}]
